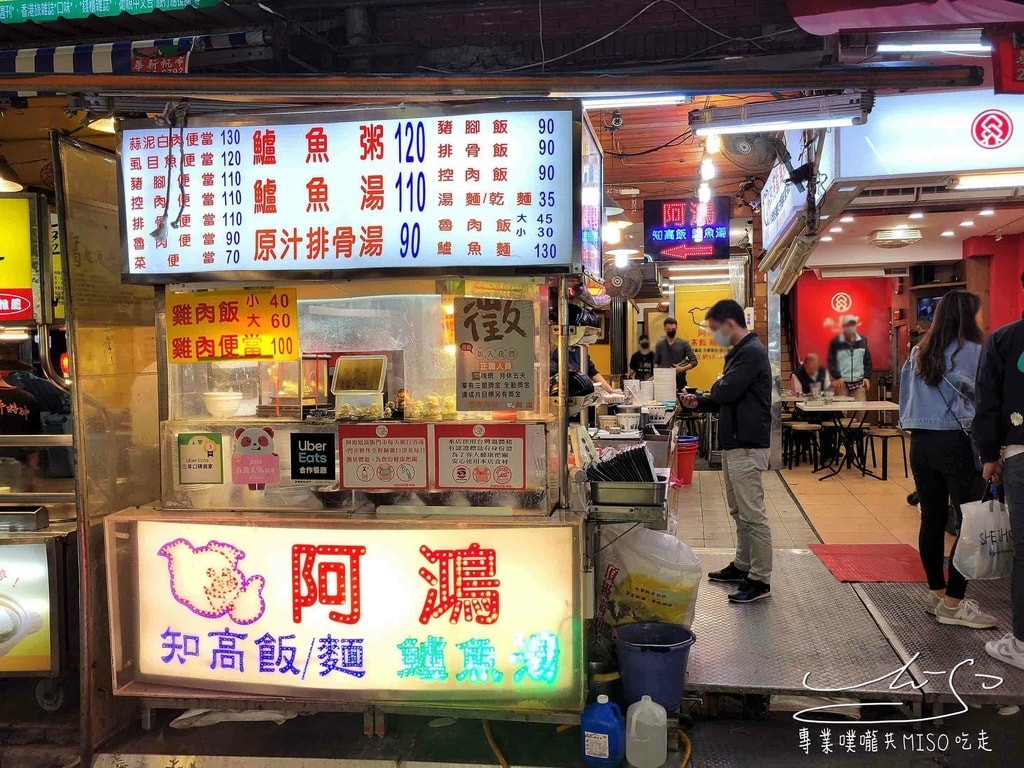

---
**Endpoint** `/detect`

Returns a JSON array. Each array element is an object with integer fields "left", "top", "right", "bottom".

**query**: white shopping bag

[{"left": 953, "top": 492, "right": 1014, "bottom": 581}]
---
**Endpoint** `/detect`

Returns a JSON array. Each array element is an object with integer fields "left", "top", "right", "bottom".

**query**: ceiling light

[
  {"left": 955, "top": 172, "right": 1024, "bottom": 191},
  {"left": 614, "top": 250, "right": 629, "bottom": 268},
  {"left": 606, "top": 248, "right": 639, "bottom": 257},
  {"left": 705, "top": 134, "right": 722, "bottom": 154},
  {"left": 908, "top": 213, "right": 924, "bottom": 220},
  {"left": 840, "top": 216, "right": 854, "bottom": 223},
  {"left": 0, "top": 156, "right": 24, "bottom": 192},
  {"left": 603, "top": 224, "right": 622, "bottom": 245},
  {"left": 979, "top": 208, "right": 996, "bottom": 216},
  {"left": 820, "top": 236, "right": 834, "bottom": 242},
  {"left": 700, "top": 157, "right": 716, "bottom": 181},
  {"left": 611, "top": 219, "right": 632, "bottom": 229},
  {"left": 604, "top": 193, "right": 624, "bottom": 217},
  {"left": 829, "top": 227, "right": 842, "bottom": 233},
  {"left": 894, "top": 223, "right": 909, "bottom": 230},
  {"left": 698, "top": 182, "right": 711, "bottom": 203},
  {"left": 88, "top": 116, "right": 117, "bottom": 134},
  {"left": 960, "top": 220, "right": 975, "bottom": 227},
  {"left": 581, "top": 93, "right": 692, "bottom": 110},
  {"left": 941, "top": 230, "right": 956, "bottom": 237},
  {"left": 689, "top": 93, "right": 872, "bottom": 136}
]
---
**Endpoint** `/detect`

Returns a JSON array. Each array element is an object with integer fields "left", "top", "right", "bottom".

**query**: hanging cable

[{"left": 482, "top": 720, "right": 510, "bottom": 768}]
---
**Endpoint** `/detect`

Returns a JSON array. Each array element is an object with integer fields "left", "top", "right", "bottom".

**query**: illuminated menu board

[
  {"left": 643, "top": 196, "right": 732, "bottom": 261},
  {"left": 119, "top": 105, "right": 580, "bottom": 282}
]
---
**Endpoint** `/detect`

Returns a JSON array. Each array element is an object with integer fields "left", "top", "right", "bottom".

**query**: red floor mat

[{"left": 809, "top": 543, "right": 927, "bottom": 583}]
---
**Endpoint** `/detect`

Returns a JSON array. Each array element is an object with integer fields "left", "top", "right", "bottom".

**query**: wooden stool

[
  {"left": 867, "top": 428, "right": 909, "bottom": 481},
  {"left": 788, "top": 423, "right": 822, "bottom": 470}
]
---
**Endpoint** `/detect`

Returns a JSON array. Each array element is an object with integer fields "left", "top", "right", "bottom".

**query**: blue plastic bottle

[{"left": 581, "top": 694, "right": 625, "bottom": 767}]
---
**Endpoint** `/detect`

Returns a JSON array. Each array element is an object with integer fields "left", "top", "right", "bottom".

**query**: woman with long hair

[{"left": 899, "top": 290, "right": 997, "bottom": 628}]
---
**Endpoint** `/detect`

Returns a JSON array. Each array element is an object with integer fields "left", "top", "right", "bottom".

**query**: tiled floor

[
  {"left": 671, "top": 470, "right": 820, "bottom": 549},
  {"left": 781, "top": 443, "right": 955, "bottom": 553}
]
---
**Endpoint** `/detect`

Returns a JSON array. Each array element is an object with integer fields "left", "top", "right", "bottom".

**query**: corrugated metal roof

[{"left": 0, "top": 3, "right": 280, "bottom": 50}]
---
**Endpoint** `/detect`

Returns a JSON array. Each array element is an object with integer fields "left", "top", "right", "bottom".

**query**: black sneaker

[
  {"left": 708, "top": 562, "right": 749, "bottom": 583},
  {"left": 729, "top": 578, "right": 771, "bottom": 603}
]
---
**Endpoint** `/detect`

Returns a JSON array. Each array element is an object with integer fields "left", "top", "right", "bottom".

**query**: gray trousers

[
  {"left": 722, "top": 447, "right": 773, "bottom": 583},
  {"left": 1002, "top": 453, "right": 1024, "bottom": 641}
]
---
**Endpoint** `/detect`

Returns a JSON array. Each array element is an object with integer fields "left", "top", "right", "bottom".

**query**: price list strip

[{"left": 121, "top": 110, "right": 576, "bottom": 277}]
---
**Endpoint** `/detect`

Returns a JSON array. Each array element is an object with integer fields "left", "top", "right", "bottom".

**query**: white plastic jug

[{"left": 626, "top": 695, "right": 667, "bottom": 768}]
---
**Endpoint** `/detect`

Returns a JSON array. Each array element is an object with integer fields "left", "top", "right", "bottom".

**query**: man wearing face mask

[
  {"left": 628, "top": 334, "right": 656, "bottom": 381},
  {"left": 654, "top": 317, "right": 699, "bottom": 391},
  {"left": 679, "top": 300, "right": 773, "bottom": 603}
]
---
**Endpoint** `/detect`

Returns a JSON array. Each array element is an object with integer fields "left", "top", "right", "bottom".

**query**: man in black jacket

[
  {"left": 974, "top": 320, "right": 1024, "bottom": 671},
  {"left": 680, "top": 300, "right": 773, "bottom": 603}
]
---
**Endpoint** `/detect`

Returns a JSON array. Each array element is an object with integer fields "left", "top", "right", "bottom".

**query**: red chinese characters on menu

[{"left": 289, "top": 542, "right": 501, "bottom": 627}]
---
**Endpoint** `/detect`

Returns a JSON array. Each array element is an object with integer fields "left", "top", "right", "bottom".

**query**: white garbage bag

[{"left": 598, "top": 528, "right": 702, "bottom": 629}]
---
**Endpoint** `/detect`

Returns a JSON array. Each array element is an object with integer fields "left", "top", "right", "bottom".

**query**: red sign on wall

[
  {"left": 992, "top": 28, "right": 1024, "bottom": 96},
  {"left": 0, "top": 290, "right": 33, "bottom": 322},
  {"left": 791, "top": 273, "right": 892, "bottom": 373}
]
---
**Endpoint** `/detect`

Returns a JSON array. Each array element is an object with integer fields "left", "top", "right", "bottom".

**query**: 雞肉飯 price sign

[
  {"left": 119, "top": 106, "right": 576, "bottom": 281},
  {"left": 165, "top": 288, "right": 298, "bottom": 363}
]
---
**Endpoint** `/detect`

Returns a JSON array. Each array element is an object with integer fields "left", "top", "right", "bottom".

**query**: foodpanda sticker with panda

[{"left": 231, "top": 426, "right": 281, "bottom": 490}]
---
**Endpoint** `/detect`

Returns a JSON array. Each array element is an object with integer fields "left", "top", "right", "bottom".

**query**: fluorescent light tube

[
  {"left": 955, "top": 172, "right": 1024, "bottom": 190},
  {"left": 877, "top": 43, "right": 990, "bottom": 53},
  {"left": 582, "top": 93, "right": 692, "bottom": 109},
  {"left": 689, "top": 94, "right": 870, "bottom": 136}
]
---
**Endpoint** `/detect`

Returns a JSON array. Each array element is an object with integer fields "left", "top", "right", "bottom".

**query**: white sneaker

[
  {"left": 924, "top": 592, "right": 941, "bottom": 616},
  {"left": 936, "top": 599, "right": 998, "bottom": 629},
  {"left": 986, "top": 634, "right": 1024, "bottom": 671}
]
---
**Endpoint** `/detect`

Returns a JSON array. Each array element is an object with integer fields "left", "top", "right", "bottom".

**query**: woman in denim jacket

[{"left": 899, "top": 290, "right": 996, "bottom": 629}]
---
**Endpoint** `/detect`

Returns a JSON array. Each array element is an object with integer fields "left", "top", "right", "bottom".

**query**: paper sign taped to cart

[
  {"left": 119, "top": 105, "right": 577, "bottom": 281},
  {"left": 434, "top": 424, "right": 527, "bottom": 491},
  {"left": 454, "top": 297, "right": 536, "bottom": 412},
  {"left": 0, "top": 543, "right": 53, "bottom": 674},
  {"left": 338, "top": 423, "right": 429, "bottom": 490},
  {"left": 165, "top": 288, "right": 298, "bottom": 363},
  {"left": 134, "top": 520, "right": 579, "bottom": 704}
]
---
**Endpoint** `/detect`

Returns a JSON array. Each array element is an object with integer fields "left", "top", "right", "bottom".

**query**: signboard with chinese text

[
  {"left": 455, "top": 297, "right": 536, "bottom": 412},
  {"left": 434, "top": 424, "right": 527, "bottom": 491},
  {"left": 165, "top": 288, "right": 298, "bottom": 363},
  {"left": 177, "top": 433, "right": 224, "bottom": 485},
  {"left": 0, "top": 0, "right": 216, "bottom": 25},
  {"left": 49, "top": 213, "right": 65, "bottom": 321},
  {"left": 643, "top": 197, "right": 731, "bottom": 261},
  {"left": 338, "top": 423, "right": 428, "bottom": 490},
  {"left": 836, "top": 91, "right": 1024, "bottom": 180},
  {"left": 0, "top": 197, "right": 35, "bottom": 323},
  {"left": 992, "top": 29, "right": 1024, "bottom": 96},
  {"left": 580, "top": 116, "right": 603, "bottom": 280},
  {"left": 119, "top": 103, "right": 582, "bottom": 283},
  {"left": 0, "top": 542, "right": 53, "bottom": 674},
  {"left": 131, "top": 518, "right": 580, "bottom": 706}
]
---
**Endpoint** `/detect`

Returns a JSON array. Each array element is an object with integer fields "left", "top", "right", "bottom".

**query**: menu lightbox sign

[
  {"left": 643, "top": 196, "right": 731, "bottom": 261},
  {"left": 119, "top": 105, "right": 580, "bottom": 283}
]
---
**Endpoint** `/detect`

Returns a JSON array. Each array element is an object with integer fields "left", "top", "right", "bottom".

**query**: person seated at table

[{"left": 790, "top": 354, "right": 829, "bottom": 396}]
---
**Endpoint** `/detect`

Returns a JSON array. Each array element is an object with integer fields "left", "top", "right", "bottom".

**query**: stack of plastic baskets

[{"left": 675, "top": 435, "right": 700, "bottom": 485}]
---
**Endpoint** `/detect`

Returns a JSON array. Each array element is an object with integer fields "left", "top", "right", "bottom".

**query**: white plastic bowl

[
  {"left": 203, "top": 391, "right": 243, "bottom": 418},
  {"left": 617, "top": 413, "right": 641, "bottom": 431}
]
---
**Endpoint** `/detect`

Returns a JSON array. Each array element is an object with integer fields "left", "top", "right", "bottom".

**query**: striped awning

[{"left": 0, "top": 30, "right": 265, "bottom": 76}]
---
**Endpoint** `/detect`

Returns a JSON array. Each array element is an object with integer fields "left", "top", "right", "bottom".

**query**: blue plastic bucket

[
  {"left": 614, "top": 622, "right": 696, "bottom": 710},
  {"left": 677, "top": 435, "right": 699, "bottom": 445}
]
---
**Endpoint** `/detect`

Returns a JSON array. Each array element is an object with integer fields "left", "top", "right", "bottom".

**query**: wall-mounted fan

[
  {"left": 604, "top": 263, "right": 644, "bottom": 300},
  {"left": 722, "top": 133, "right": 782, "bottom": 173}
]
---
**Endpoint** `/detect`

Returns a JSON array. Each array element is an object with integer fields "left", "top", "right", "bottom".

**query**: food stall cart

[
  {"left": 100, "top": 100, "right": 607, "bottom": 729},
  {"left": 0, "top": 190, "right": 77, "bottom": 712}
]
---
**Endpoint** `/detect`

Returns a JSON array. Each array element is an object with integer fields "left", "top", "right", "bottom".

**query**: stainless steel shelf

[{"left": 0, "top": 492, "right": 76, "bottom": 504}]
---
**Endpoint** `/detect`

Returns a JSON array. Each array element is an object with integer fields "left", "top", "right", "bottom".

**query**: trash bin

[
  {"left": 675, "top": 436, "right": 699, "bottom": 485},
  {"left": 614, "top": 622, "right": 696, "bottom": 710}
]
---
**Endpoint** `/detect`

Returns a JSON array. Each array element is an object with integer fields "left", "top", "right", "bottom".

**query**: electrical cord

[
  {"left": 420, "top": 0, "right": 799, "bottom": 74},
  {"left": 482, "top": 720, "right": 510, "bottom": 768}
]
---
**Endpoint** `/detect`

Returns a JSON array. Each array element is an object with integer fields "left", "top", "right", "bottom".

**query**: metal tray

[
  {"left": 0, "top": 505, "right": 49, "bottom": 532},
  {"left": 588, "top": 477, "right": 667, "bottom": 506}
]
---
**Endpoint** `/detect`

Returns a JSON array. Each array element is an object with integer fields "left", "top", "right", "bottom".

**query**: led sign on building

[{"left": 643, "top": 197, "right": 731, "bottom": 261}]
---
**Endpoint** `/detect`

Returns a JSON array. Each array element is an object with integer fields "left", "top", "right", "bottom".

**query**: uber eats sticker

[
  {"left": 178, "top": 433, "right": 224, "bottom": 485},
  {"left": 290, "top": 432, "right": 336, "bottom": 482}
]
